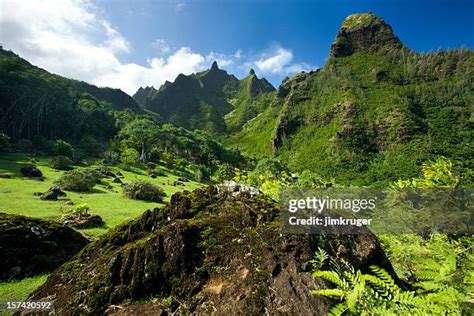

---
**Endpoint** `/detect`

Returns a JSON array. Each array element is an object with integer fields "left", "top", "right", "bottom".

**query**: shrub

[
  {"left": 51, "top": 139, "right": 73, "bottom": 158},
  {"left": 102, "top": 151, "right": 119, "bottom": 165},
  {"left": 120, "top": 147, "right": 139, "bottom": 166},
  {"left": 55, "top": 169, "right": 100, "bottom": 192},
  {"left": 51, "top": 155, "right": 73, "bottom": 170},
  {"left": 0, "top": 132, "right": 10, "bottom": 151},
  {"left": 122, "top": 180, "right": 166, "bottom": 202}
]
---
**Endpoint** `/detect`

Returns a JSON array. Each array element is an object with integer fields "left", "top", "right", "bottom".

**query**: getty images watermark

[{"left": 280, "top": 188, "right": 473, "bottom": 235}]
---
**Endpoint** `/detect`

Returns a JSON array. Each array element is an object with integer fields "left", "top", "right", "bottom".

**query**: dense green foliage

[{"left": 122, "top": 180, "right": 166, "bottom": 202}]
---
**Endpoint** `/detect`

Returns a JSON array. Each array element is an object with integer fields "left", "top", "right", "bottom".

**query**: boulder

[
  {"left": 40, "top": 187, "right": 66, "bottom": 201},
  {"left": 218, "top": 180, "right": 260, "bottom": 197},
  {"left": 29, "top": 187, "right": 396, "bottom": 315},
  {"left": 0, "top": 213, "right": 89, "bottom": 281},
  {"left": 63, "top": 213, "right": 104, "bottom": 229},
  {"left": 115, "top": 171, "right": 123, "bottom": 177},
  {"left": 113, "top": 177, "right": 123, "bottom": 184},
  {"left": 178, "top": 177, "right": 189, "bottom": 182},
  {"left": 20, "top": 166, "right": 43, "bottom": 178}
]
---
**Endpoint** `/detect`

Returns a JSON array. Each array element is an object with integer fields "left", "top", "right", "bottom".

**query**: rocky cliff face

[
  {"left": 29, "top": 187, "right": 395, "bottom": 314},
  {"left": 132, "top": 86, "right": 157, "bottom": 106},
  {"left": 330, "top": 13, "right": 403, "bottom": 58}
]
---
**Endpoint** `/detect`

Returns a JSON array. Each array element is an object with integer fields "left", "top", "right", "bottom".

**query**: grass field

[
  {"left": 0, "top": 152, "right": 203, "bottom": 302},
  {"left": 0, "top": 152, "right": 202, "bottom": 236}
]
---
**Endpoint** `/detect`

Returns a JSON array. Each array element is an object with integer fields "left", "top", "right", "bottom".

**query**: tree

[{"left": 119, "top": 118, "right": 160, "bottom": 163}]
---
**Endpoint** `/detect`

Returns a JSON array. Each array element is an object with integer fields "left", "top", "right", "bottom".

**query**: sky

[{"left": 0, "top": 0, "right": 473, "bottom": 95}]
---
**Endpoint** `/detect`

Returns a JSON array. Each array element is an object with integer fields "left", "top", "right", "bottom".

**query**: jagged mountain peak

[
  {"left": 211, "top": 60, "right": 219, "bottom": 70},
  {"left": 248, "top": 68, "right": 256, "bottom": 76},
  {"left": 330, "top": 12, "right": 403, "bottom": 57}
]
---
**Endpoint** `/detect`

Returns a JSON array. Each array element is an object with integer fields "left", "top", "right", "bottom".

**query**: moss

[{"left": 342, "top": 13, "right": 378, "bottom": 30}]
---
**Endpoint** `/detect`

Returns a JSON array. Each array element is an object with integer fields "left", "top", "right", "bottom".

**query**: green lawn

[
  {"left": 0, "top": 274, "right": 48, "bottom": 302},
  {"left": 0, "top": 152, "right": 202, "bottom": 237}
]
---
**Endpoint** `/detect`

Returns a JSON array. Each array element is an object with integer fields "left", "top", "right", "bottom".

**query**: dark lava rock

[
  {"left": 63, "top": 213, "right": 104, "bottom": 229},
  {"left": 0, "top": 213, "right": 89, "bottom": 281},
  {"left": 20, "top": 166, "right": 43, "bottom": 178},
  {"left": 113, "top": 177, "right": 123, "bottom": 184},
  {"left": 115, "top": 171, "right": 123, "bottom": 177},
  {"left": 29, "top": 187, "right": 397, "bottom": 315},
  {"left": 330, "top": 13, "right": 403, "bottom": 58},
  {"left": 40, "top": 187, "right": 66, "bottom": 201},
  {"left": 178, "top": 177, "right": 189, "bottom": 182}
]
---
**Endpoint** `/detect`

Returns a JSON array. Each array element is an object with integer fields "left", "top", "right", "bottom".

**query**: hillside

[
  {"left": 138, "top": 61, "right": 275, "bottom": 133},
  {"left": 228, "top": 13, "right": 474, "bottom": 185},
  {"left": 0, "top": 48, "right": 141, "bottom": 142}
]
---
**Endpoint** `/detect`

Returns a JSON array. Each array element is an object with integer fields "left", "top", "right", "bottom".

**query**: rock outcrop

[
  {"left": 29, "top": 187, "right": 396, "bottom": 314},
  {"left": 0, "top": 213, "right": 89, "bottom": 281},
  {"left": 20, "top": 166, "right": 43, "bottom": 178},
  {"left": 330, "top": 13, "right": 403, "bottom": 58}
]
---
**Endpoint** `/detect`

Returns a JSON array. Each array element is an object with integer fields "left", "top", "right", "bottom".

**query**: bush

[
  {"left": 51, "top": 155, "right": 73, "bottom": 170},
  {"left": 55, "top": 169, "right": 100, "bottom": 192},
  {"left": 51, "top": 139, "right": 73, "bottom": 158},
  {"left": 102, "top": 151, "right": 119, "bottom": 165},
  {"left": 120, "top": 147, "right": 139, "bottom": 166},
  {"left": 0, "top": 132, "right": 10, "bottom": 151},
  {"left": 122, "top": 180, "right": 166, "bottom": 202}
]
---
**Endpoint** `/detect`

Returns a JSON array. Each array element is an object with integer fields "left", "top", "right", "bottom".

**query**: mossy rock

[
  {"left": 0, "top": 213, "right": 89, "bottom": 281},
  {"left": 30, "top": 187, "right": 396, "bottom": 314}
]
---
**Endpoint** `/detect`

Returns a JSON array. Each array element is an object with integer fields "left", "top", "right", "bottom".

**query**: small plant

[
  {"left": 122, "top": 180, "right": 166, "bottom": 202},
  {"left": 73, "top": 203, "right": 90, "bottom": 217},
  {"left": 310, "top": 248, "right": 329, "bottom": 270},
  {"left": 51, "top": 155, "right": 73, "bottom": 170},
  {"left": 55, "top": 169, "right": 100, "bottom": 192}
]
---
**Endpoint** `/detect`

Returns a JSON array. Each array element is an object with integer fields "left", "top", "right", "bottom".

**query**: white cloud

[
  {"left": 254, "top": 47, "right": 314, "bottom": 76},
  {"left": 0, "top": 0, "right": 314, "bottom": 95},
  {"left": 102, "top": 21, "right": 131, "bottom": 54},
  {"left": 152, "top": 39, "right": 171, "bottom": 54}
]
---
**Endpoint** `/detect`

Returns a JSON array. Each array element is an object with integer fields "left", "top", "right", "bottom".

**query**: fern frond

[
  {"left": 311, "top": 289, "right": 345, "bottom": 298},
  {"left": 313, "top": 270, "right": 349, "bottom": 290},
  {"left": 328, "top": 302, "right": 348, "bottom": 316}
]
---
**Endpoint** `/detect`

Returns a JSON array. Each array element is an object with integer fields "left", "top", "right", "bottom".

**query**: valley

[{"left": 0, "top": 11, "right": 472, "bottom": 315}]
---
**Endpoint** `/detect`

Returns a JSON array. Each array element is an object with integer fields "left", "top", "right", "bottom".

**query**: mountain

[
  {"left": 137, "top": 61, "right": 275, "bottom": 133},
  {"left": 132, "top": 86, "right": 157, "bottom": 106},
  {"left": 0, "top": 48, "right": 141, "bottom": 141},
  {"left": 228, "top": 13, "right": 473, "bottom": 185}
]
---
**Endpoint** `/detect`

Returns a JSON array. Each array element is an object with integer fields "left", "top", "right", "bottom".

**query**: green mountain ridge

[
  {"left": 228, "top": 13, "right": 473, "bottom": 185},
  {"left": 0, "top": 48, "right": 141, "bottom": 142},
  {"left": 137, "top": 61, "right": 275, "bottom": 134}
]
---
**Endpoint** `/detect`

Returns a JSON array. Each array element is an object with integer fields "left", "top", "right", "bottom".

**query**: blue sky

[{"left": 1, "top": 0, "right": 472, "bottom": 94}]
